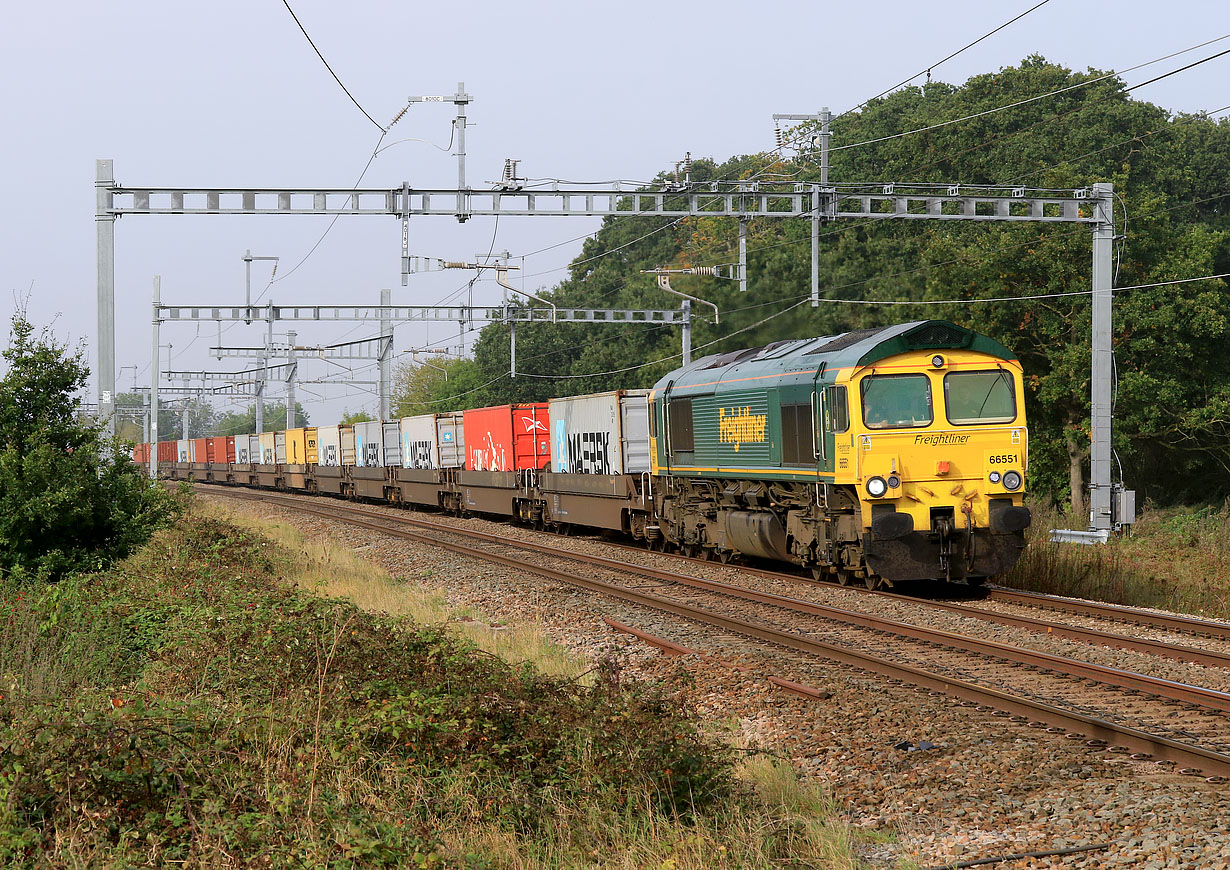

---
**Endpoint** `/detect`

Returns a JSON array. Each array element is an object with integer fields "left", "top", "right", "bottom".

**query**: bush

[{"left": 0, "top": 310, "right": 177, "bottom": 580}]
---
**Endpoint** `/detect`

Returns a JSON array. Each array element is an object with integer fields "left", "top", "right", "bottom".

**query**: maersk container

[
  {"left": 399, "top": 413, "right": 466, "bottom": 469},
  {"left": 340, "top": 426, "right": 357, "bottom": 465},
  {"left": 437, "top": 412, "right": 464, "bottom": 468},
  {"left": 259, "top": 432, "right": 276, "bottom": 465},
  {"left": 548, "top": 390, "right": 650, "bottom": 475},
  {"left": 317, "top": 426, "right": 341, "bottom": 466},
  {"left": 176, "top": 439, "right": 191, "bottom": 462},
  {"left": 354, "top": 421, "right": 384, "bottom": 467},
  {"left": 382, "top": 421, "right": 402, "bottom": 467},
  {"left": 463, "top": 404, "right": 549, "bottom": 471}
]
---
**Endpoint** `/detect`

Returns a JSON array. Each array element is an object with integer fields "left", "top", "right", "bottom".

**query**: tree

[
  {"left": 0, "top": 311, "right": 176, "bottom": 580},
  {"left": 390, "top": 357, "right": 487, "bottom": 415},
  {"left": 339, "top": 408, "right": 374, "bottom": 425}
]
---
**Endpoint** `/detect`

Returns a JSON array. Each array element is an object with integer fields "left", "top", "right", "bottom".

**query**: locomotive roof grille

[
  {"left": 805, "top": 327, "right": 882, "bottom": 355},
  {"left": 904, "top": 322, "right": 973, "bottom": 349}
]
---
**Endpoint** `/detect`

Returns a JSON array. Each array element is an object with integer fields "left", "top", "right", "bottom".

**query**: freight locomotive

[{"left": 139, "top": 319, "right": 1031, "bottom": 588}]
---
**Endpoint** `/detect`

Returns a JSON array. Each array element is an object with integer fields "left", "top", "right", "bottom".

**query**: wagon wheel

[
  {"left": 834, "top": 569, "right": 853, "bottom": 586},
  {"left": 718, "top": 549, "right": 735, "bottom": 564},
  {"left": 863, "top": 573, "right": 883, "bottom": 592}
]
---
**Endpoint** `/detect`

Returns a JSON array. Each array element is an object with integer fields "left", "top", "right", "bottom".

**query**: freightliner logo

[{"left": 914, "top": 433, "right": 971, "bottom": 446}]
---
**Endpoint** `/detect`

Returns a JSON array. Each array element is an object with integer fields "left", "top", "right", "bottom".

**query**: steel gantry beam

[{"left": 159, "top": 303, "right": 684, "bottom": 324}]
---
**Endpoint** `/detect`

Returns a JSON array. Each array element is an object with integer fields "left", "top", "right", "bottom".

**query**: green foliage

[
  {"left": 339, "top": 408, "right": 375, "bottom": 425},
  {"left": 0, "top": 514, "right": 734, "bottom": 864},
  {"left": 454, "top": 57, "right": 1230, "bottom": 506},
  {"left": 391, "top": 357, "right": 490, "bottom": 415},
  {"left": 0, "top": 312, "right": 177, "bottom": 581}
]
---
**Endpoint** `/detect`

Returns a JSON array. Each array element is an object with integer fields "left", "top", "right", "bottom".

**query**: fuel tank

[{"left": 722, "top": 510, "right": 792, "bottom": 562}]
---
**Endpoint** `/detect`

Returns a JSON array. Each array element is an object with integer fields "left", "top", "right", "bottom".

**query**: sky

[{"left": 1, "top": 0, "right": 1226, "bottom": 428}]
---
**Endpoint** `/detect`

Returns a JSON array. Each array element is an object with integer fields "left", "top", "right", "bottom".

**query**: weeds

[
  {"left": 1000, "top": 500, "right": 1230, "bottom": 619},
  {"left": 0, "top": 506, "right": 855, "bottom": 867}
]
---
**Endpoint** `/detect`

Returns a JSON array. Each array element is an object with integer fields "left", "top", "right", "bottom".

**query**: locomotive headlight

[
  {"left": 931, "top": 355, "right": 945, "bottom": 368},
  {"left": 865, "top": 476, "right": 888, "bottom": 498},
  {"left": 1002, "top": 470, "right": 1023, "bottom": 491},
  {"left": 988, "top": 471, "right": 1001, "bottom": 484},
  {"left": 886, "top": 474, "right": 901, "bottom": 489}
]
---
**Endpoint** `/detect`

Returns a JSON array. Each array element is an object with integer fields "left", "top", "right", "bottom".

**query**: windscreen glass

[
  {"left": 944, "top": 370, "right": 1017, "bottom": 424},
  {"left": 860, "top": 374, "right": 933, "bottom": 429}
]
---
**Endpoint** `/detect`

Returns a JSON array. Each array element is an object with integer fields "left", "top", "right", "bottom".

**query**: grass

[
  {"left": 999, "top": 499, "right": 1230, "bottom": 619},
  {"left": 0, "top": 499, "right": 859, "bottom": 868},
  {"left": 209, "top": 504, "right": 592, "bottom": 681}
]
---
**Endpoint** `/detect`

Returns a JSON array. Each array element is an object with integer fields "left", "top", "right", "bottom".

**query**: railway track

[
  {"left": 608, "top": 543, "right": 1230, "bottom": 669},
  {"left": 201, "top": 484, "right": 1230, "bottom": 779}
]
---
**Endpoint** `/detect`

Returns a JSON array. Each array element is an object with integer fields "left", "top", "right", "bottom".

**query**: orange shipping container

[{"left": 463, "top": 404, "right": 549, "bottom": 471}]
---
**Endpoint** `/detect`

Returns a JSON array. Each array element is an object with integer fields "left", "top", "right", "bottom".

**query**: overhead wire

[{"left": 280, "top": 0, "right": 383, "bottom": 131}]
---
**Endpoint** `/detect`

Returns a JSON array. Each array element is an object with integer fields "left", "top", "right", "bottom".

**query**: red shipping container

[
  {"left": 158, "top": 441, "right": 176, "bottom": 463},
  {"left": 191, "top": 438, "right": 209, "bottom": 464},
  {"left": 463, "top": 404, "right": 549, "bottom": 471},
  {"left": 208, "top": 436, "right": 236, "bottom": 463}
]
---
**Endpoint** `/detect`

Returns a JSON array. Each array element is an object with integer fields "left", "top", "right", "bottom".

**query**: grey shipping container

[
  {"left": 548, "top": 390, "right": 650, "bottom": 475},
  {"left": 382, "top": 421, "right": 402, "bottom": 467},
  {"left": 249, "top": 434, "right": 261, "bottom": 464},
  {"left": 274, "top": 431, "right": 287, "bottom": 464},
  {"left": 317, "top": 425, "right": 341, "bottom": 466},
  {"left": 236, "top": 436, "right": 251, "bottom": 464},
  {"left": 177, "top": 439, "right": 191, "bottom": 463},
  {"left": 354, "top": 421, "right": 384, "bottom": 467}
]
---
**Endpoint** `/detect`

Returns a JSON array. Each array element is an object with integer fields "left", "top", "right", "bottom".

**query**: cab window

[
  {"left": 944, "top": 370, "right": 1017, "bottom": 424},
  {"left": 824, "top": 385, "right": 849, "bottom": 433},
  {"left": 860, "top": 374, "right": 932, "bottom": 429}
]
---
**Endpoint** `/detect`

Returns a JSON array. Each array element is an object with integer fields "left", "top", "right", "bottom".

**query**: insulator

[
  {"left": 775, "top": 126, "right": 783, "bottom": 147},
  {"left": 689, "top": 266, "right": 721, "bottom": 277},
  {"left": 442, "top": 261, "right": 469, "bottom": 269},
  {"left": 386, "top": 106, "right": 409, "bottom": 130}
]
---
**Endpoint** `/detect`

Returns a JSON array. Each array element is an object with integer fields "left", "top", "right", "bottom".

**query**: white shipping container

[
  {"left": 548, "top": 390, "right": 650, "bottom": 475},
  {"left": 259, "top": 432, "right": 276, "bottom": 465},
  {"left": 341, "top": 427, "right": 357, "bottom": 465},
  {"left": 249, "top": 434, "right": 261, "bottom": 464},
  {"left": 317, "top": 425, "right": 341, "bottom": 466},
  {"left": 177, "top": 439, "right": 191, "bottom": 463},
  {"left": 382, "top": 421, "right": 402, "bottom": 467},
  {"left": 354, "top": 421, "right": 384, "bottom": 467},
  {"left": 274, "top": 431, "right": 287, "bottom": 464},
  {"left": 399, "top": 415, "right": 439, "bottom": 469},
  {"left": 236, "top": 435, "right": 251, "bottom": 464}
]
